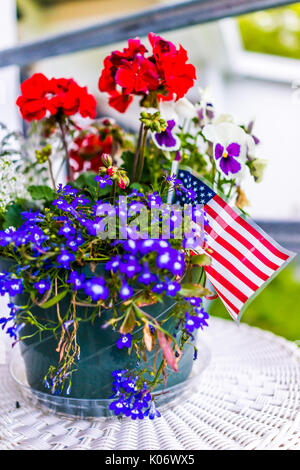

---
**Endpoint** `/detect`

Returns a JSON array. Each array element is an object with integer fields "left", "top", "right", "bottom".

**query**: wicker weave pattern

[{"left": 0, "top": 317, "right": 299, "bottom": 450}]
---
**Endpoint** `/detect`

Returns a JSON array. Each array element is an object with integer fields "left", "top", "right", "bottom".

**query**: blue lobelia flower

[
  {"left": 116, "top": 333, "right": 132, "bottom": 350},
  {"left": 67, "top": 271, "right": 85, "bottom": 291},
  {"left": 94, "top": 174, "right": 113, "bottom": 189},
  {"left": 56, "top": 250, "right": 75, "bottom": 269},
  {"left": 34, "top": 277, "right": 51, "bottom": 295},
  {"left": 84, "top": 277, "right": 109, "bottom": 301},
  {"left": 184, "top": 313, "right": 202, "bottom": 333},
  {"left": 144, "top": 401, "right": 161, "bottom": 420},
  {"left": 119, "top": 281, "right": 134, "bottom": 300}
]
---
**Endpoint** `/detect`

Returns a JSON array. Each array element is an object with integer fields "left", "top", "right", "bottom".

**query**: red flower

[
  {"left": 148, "top": 34, "right": 196, "bottom": 102},
  {"left": 69, "top": 127, "right": 113, "bottom": 179},
  {"left": 17, "top": 74, "right": 97, "bottom": 121},
  {"left": 16, "top": 73, "right": 49, "bottom": 121},
  {"left": 108, "top": 92, "right": 133, "bottom": 113},
  {"left": 98, "top": 33, "right": 196, "bottom": 113}
]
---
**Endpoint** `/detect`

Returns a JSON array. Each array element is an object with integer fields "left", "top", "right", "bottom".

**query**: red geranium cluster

[
  {"left": 69, "top": 125, "right": 113, "bottom": 179},
  {"left": 16, "top": 73, "right": 97, "bottom": 122},
  {"left": 98, "top": 33, "right": 196, "bottom": 113}
]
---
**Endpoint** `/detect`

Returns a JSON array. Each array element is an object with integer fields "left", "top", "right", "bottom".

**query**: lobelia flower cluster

[{"left": 0, "top": 32, "right": 266, "bottom": 420}]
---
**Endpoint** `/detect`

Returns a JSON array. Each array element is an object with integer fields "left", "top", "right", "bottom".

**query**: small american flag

[{"left": 176, "top": 168, "right": 296, "bottom": 321}]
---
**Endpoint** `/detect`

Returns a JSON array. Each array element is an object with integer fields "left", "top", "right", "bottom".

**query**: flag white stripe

[
  {"left": 208, "top": 257, "right": 255, "bottom": 298},
  {"left": 206, "top": 213, "right": 275, "bottom": 277},
  {"left": 206, "top": 232, "right": 266, "bottom": 288},
  {"left": 205, "top": 273, "right": 243, "bottom": 311},
  {"left": 209, "top": 198, "right": 285, "bottom": 266}
]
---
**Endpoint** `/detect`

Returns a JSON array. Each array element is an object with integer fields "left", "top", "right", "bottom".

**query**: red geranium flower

[
  {"left": 16, "top": 73, "right": 49, "bottom": 121},
  {"left": 17, "top": 74, "right": 97, "bottom": 122},
  {"left": 98, "top": 33, "right": 196, "bottom": 113},
  {"left": 69, "top": 126, "right": 113, "bottom": 179}
]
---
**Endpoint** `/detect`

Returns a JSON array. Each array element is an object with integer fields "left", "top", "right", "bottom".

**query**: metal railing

[{"left": 0, "top": 0, "right": 296, "bottom": 67}]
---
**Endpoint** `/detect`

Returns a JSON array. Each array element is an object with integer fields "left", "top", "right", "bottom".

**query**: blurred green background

[
  {"left": 239, "top": 3, "right": 300, "bottom": 59},
  {"left": 211, "top": 260, "right": 300, "bottom": 341}
]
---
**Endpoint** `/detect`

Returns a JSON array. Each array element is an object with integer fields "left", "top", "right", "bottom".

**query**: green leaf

[
  {"left": 3, "top": 203, "right": 23, "bottom": 229},
  {"left": 28, "top": 185, "right": 55, "bottom": 202},
  {"left": 179, "top": 283, "right": 211, "bottom": 298},
  {"left": 40, "top": 290, "right": 68, "bottom": 309},
  {"left": 191, "top": 254, "right": 212, "bottom": 267}
]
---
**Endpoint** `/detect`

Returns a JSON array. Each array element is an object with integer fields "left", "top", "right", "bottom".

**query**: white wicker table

[{"left": 0, "top": 316, "right": 299, "bottom": 450}]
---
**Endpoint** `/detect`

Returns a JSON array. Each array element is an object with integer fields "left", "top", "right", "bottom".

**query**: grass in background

[
  {"left": 238, "top": 4, "right": 300, "bottom": 60},
  {"left": 210, "top": 260, "right": 300, "bottom": 342}
]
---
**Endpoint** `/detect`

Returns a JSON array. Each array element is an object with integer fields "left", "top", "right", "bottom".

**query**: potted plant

[{"left": 0, "top": 33, "right": 267, "bottom": 420}]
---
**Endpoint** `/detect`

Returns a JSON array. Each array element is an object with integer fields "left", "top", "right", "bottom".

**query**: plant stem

[
  {"left": 48, "top": 157, "right": 56, "bottom": 190},
  {"left": 132, "top": 122, "right": 144, "bottom": 182},
  {"left": 58, "top": 120, "right": 72, "bottom": 182},
  {"left": 136, "top": 128, "right": 148, "bottom": 182}
]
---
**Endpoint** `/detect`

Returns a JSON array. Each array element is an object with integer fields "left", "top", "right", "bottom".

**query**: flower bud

[{"left": 101, "top": 153, "right": 113, "bottom": 168}]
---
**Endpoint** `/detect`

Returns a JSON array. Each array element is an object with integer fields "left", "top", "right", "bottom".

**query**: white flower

[{"left": 159, "top": 97, "right": 197, "bottom": 123}]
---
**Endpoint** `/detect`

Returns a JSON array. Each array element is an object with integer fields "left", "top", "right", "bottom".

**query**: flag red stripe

[
  {"left": 205, "top": 204, "right": 280, "bottom": 271},
  {"left": 207, "top": 245, "right": 259, "bottom": 292},
  {"left": 206, "top": 225, "right": 269, "bottom": 281},
  {"left": 214, "top": 194, "right": 289, "bottom": 261},
  {"left": 205, "top": 266, "right": 248, "bottom": 303},
  {"left": 211, "top": 284, "right": 240, "bottom": 316}
]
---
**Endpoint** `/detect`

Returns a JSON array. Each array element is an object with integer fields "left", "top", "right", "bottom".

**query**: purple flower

[
  {"left": 95, "top": 174, "right": 113, "bottom": 188},
  {"left": 34, "top": 277, "right": 51, "bottom": 295},
  {"left": 6, "top": 278, "right": 23, "bottom": 296},
  {"left": 109, "top": 396, "right": 127, "bottom": 416},
  {"left": 57, "top": 184, "right": 79, "bottom": 196},
  {"left": 137, "top": 269, "right": 157, "bottom": 286},
  {"left": 119, "top": 260, "right": 142, "bottom": 278},
  {"left": 184, "top": 313, "right": 202, "bottom": 333},
  {"left": 56, "top": 250, "right": 75, "bottom": 269},
  {"left": 194, "top": 307, "right": 209, "bottom": 329},
  {"left": 58, "top": 223, "right": 76, "bottom": 239},
  {"left": 152, "top": 120, "right": 180, "bottom": 151},
  {"left": 21, "top": 209, "right": 44, "bottom": 223},
  {"left": 214, "top": 142, "right": 241, "bottom": 175},
  {"left": 166, "top": 281, "right": 181, "bottom": 297},
  {"left": 144, "top": 401, "right": 161, "bottom": 420},
  {"left": 116, "top": 333, "right": 132, "bottom": 350},
  {"left": 119, "top": 282, "right": 134, "bottom": 300},
  {"left": 84, "top": 277, "right": 109, "bottom": 301},
  {"left": 66, "top": 238, "right": 80, "bottom": 252},
  {"left": 147, "top": 192, "right": 162, "bottom": 207},
  {"left": 67, "top": 271, "right": 85, "bottom": 290},
  {"left": 152, "top": 282, "right": 166, "bottom": 295},
  {"left": 186, "top": 297, "right": 202, "bottom": 308},
  {"left": 105, "top": 255, "right": 121, "bottom": 273},
  {"left": 28, "top": 227, "right": 48, "bottom": 247}
]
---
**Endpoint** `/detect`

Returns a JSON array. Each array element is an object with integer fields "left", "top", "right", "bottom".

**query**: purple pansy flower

[
  {"left": 214, "top": 142, "right": 241, "bottom": 175},
  {"left": 152, "top": 120, "right": 180, "bottom": 151}
]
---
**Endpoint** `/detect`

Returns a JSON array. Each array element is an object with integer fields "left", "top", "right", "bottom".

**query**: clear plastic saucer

[{"left": 10, "top": 339, "right": 211, "bottom": 420}]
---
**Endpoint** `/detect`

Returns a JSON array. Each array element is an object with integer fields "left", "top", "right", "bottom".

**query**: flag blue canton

[{"left": 176, "top": 169, "right": 216, "bottom": 206}]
